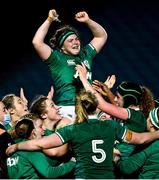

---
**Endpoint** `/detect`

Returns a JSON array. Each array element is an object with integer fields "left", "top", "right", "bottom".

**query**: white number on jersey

[{"left": 92, "top": 140, "right": 106, "bottom": 163}]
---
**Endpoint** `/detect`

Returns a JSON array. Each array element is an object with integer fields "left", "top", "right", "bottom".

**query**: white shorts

[{"left": 59, "top": 106, "right": 76, "bottom": 122}]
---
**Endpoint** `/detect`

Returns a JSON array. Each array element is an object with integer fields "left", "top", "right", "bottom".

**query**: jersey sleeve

[
  {"left": 116, "top": 141, "right": 158, "bottom": 174},
  {"left": 55, "top": 124, "right": 74, "bottom": 143},
  {"left": 126, "top": 108, "right": 147, "bottom": 132},
  {"left": 28, "top": 151, "right": 75, "bottom": 178},
  {"left": 117, "top": 149, "right": 147, "bottom": 174},
  {"left": 45, "top": 50, "right": 61, "bottom": 68},
  {"left": 84, "top": 44, "right": 97, "bottom": 66},
  {"left": 114, "top": 121, "right": 127, "bottom": 142}
]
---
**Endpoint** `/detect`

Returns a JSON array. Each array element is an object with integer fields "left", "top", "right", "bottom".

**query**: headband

[
  {"left": 117, "top": 82, "right": 142, "bottom": 107},
  {"left": 155, "top": 99, "right": 159, "bottom": 108},
  {"left": 58, "top": 31, "right": 75, "bottom": 47},
  {"left": 149, "top": 107, "right": 159, "bottom": 129}
]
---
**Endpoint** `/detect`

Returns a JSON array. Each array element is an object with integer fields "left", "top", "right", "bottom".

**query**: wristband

[
  {"left": 15, "top": 143, "right": 19, "bottom": 151},
  {"left": 47, "top": 17, "right": 53, "bottom": 23}
]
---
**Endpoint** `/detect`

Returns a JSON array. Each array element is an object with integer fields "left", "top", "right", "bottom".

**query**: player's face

[
  {"left": 0, "top": 101, "right": 8, "bottom": 122},
  {"left": 62, "top": 34, "right": 81, "bottom": 55},
  {"left": 45, "top": 99, "right": 62, "bottom": 122},
  {"left": 114, "top": 93, "right": 124, "bottom": 107},
  {"left": 12, "top": 96, "right": 29, "bottom": 118}
]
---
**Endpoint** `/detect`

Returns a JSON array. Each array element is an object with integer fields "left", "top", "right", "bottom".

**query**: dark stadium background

[{"left": 1, "top": 0, "right": 159, "bottom": 103}]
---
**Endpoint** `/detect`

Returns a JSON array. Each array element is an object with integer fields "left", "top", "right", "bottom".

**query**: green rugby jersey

[
  {"left": 44, "top": 128, "right": 54, "bottom": 136},
  {"left": 125, "top": 108, "right": 147, "bottom": 132},
  {"left": 56, "top": 116, "right": 127, "bottom": 179},
  {"left": 115, "top": 108, "right": 147, "bottom": 158},
  {"left": 7, "top": 139, "right": 75, "bottom": 179},
  {"left": 46, "top": 44, "right": 97, "bottom": 106},
  {"left": 117, "top": 140, "right": 159, "bottom": 179}
]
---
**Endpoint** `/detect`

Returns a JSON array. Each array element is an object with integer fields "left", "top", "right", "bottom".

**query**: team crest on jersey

[
  {"left": 83, "top": 60, "right": 90, "bottom": 69},
  {"left": 67, "top": 59, "right": 76, "bottom": 66}
]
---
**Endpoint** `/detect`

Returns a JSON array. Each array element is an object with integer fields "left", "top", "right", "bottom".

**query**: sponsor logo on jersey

[
  {"left": 83, "top": 60, "right": 90, "bottom": 69},
  {"left": 7, "top": 156, "right": 19, "bottom": 167},
  {"left": 67, "top": 59, "right": 76, "bottom": 66}
]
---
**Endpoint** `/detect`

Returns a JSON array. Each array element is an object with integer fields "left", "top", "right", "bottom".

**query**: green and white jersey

[
  {"left": 56, "top": 116, "right": 127, "bottom": 179},
  {"left": 44, "top": 128, "right": 54, "bottom": 136},
  {"left": 125, "top": 108, "right": 147, "bottom": 132},
  {"left": 115, "top": 108, "right": 147, "bottom": 158},
  {"left": 46, "top": 44, "right": 97, "bottom": 106},
  {"left": 117, "top": 140, "right": 159, "bottom": 179},
  {"left": 6, "top": 139, "right": 75, "bottom": 179}
]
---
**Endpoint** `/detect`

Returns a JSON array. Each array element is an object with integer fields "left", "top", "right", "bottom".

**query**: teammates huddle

[{"left": 1, "top": 8, "right": 159, "bottom": 179}]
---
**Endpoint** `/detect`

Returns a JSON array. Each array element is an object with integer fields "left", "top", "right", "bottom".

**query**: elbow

[
  {"left": 32, "top": 37, "right": 42, "bottom": 47},
  {"left": 32, "top": 39, "right": 43, "bottom": 52},
  {"left": 104, "top": 31, "right": 108, "bottom": 41},
  {"left": 32, "top": 38, "right": 38, "bottom": 46},
  {"left": 101, "top": 28, "right": 108, "bottom": 43}
]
